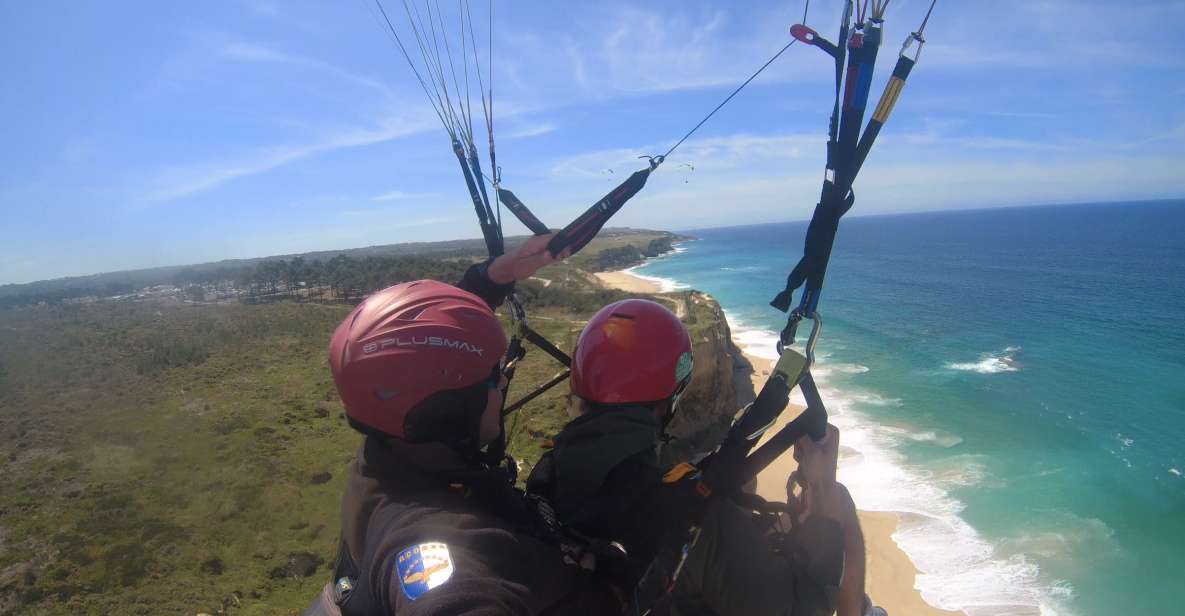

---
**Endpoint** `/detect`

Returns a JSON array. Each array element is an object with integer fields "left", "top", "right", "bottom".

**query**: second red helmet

[{"left": 571, "top": 299, "right": 694, "bottom": 406}]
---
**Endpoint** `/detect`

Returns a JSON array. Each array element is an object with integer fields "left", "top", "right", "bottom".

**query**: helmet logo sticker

[
  {"left": 396, "top": 542, "right": 454, "bottom": 601},
  {"left": 362, "top": 336, "right": 484, "bottom": 357},
  {"left": 675, "top": 351, "right": 694, "bottom": 384}
]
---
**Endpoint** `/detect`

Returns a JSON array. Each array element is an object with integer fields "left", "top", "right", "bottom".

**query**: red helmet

[
  {"left": 328, "top": 280, "right": 507, "bottom": 439},
  {"left": 571, "top": 299, "right": 693, "bottom": 406}
]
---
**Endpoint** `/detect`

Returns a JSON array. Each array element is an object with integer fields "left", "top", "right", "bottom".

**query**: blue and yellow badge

[{"left": 396, "top": 542, "right": 454, "bottom": 601}]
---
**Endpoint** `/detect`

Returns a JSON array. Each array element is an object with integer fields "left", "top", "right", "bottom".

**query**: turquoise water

[{"left": 633, "top": 201, "right": 1185, "bottom": 616}]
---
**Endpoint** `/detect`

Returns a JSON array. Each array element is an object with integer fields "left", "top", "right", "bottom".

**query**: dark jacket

[
  {"left": 526, "top": 407, "right": 842, "bottom": 616},
  {"left": 304, "top": 437, "right": 620, "bottom": 616},
  {"left": 525, "top": 406, "right": 671, "bottom": 583},
  {"left": 306, "top": 263, "right": 620, "bottom": 615}
]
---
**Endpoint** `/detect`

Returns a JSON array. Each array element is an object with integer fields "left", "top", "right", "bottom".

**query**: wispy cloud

[
  {"left": 1121, "top": 120, "right": 1185, "bottom": 149},
  {"left": 494, "top": 4, "right": 820, "bottom": 108},
  {"left": 506, "top": 122, "right": 557, "bottom": 139},
  {"left": 917, "top": 0, "right": 1185, "bottom": 70},
  {"left": 147, "top": 117, "right": 433, "bottom": 202},
  {"left": 544, "top": 133, "right": 818, "bottom": 180},
  {"left": 218, "top": 41, "right": 394, "bottom": 97},
  {"left": 370, "top": 190, "right": 438, "bottom": 202}
]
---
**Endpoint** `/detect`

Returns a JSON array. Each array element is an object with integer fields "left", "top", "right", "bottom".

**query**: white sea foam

[
  {"left": 814, "top": 364, "right": 1074, "bottom": 615},
  {"left": 947, "top": 346, "right": 1023, "bottom": 374},
  {"left": 722, "top": 311, "right": 782, "bottom": 360},
  {"left": 1170, "top": 467, "right": 1182, "bottom": 477},
  {"left": 726, "top": 328, "right": 1068, "bottom": 615},
  {"left": 812, "top": 362, "right": 870, "bottom": 379},
  {"left": 718, "top": 265, "right": 767, "bottom": 273},
  {"left": 622, "top": 265, "right": 688, "bottom": 293},
  {"left": 633, "top": 260, "right": 1069, "bottom": 614},
  {"left": 882, "top": 425, "right": 965, "bottom": 448}
]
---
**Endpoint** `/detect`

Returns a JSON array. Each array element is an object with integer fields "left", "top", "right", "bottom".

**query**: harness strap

[
  {"left": 503, "top": 370, "right": 569, "bottom": 417},
  {"left": 547, "top": 166, "right": 655, "bottom": 258},
  {"left": 497, "top": 188, "right": 552, "bottom": 236},
  {"left": 848, "top": 33, "right": 923, "bottom": 185},
  {"left": 523, "top": 325, "right": 572, "bottom": 367}
]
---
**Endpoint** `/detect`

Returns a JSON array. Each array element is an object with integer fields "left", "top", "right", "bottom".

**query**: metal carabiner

[
  {"left": 776, "top": 310, "right": 822, "bottom": 369},
  {"left": 899, "top": 31, "right": 925, "bottom": 63},
  {"left": 639, "top": 154, "right": 665, "bottom": 170},
  {"left": 802, "top": 311, "right": 822, "bottom": 369}
]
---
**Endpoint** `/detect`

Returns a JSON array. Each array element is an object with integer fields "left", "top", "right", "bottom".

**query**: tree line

[{"left": 0, "top": 255, "right": 475, "bottom": 308}]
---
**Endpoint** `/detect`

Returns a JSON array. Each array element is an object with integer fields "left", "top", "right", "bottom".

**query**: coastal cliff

[{"left": 662, "top": 291, "right": 750, "bottom": 463}]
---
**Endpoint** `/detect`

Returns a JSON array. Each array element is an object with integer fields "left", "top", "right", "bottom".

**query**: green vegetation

[
  {"left": 0, "top": 229, "right": 685, "bottom": 309},
  {"left": 0, "top": 230, "right": 733, "bottom": 615},
  {"left": 565, "top": 231, "right": 686, "bottom": 272}
]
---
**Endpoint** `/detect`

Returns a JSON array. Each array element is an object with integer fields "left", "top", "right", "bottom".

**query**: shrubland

[{"left": 0, "top": 231, "right": 742, "bottom": 615}]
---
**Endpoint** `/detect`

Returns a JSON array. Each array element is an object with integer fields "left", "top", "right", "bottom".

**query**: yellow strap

[
  {"left": 663, "top": 462, "right": 700, "bottom": 484},
  {"left": 872, "top": 76, "right": 905, "bottom": 124}
]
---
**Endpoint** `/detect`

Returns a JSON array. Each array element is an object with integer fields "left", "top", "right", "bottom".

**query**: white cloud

[
  {"left": 218, "top": 41, "right": 395, "bottom": 97},
  {"left": 505, "top": 122, "right": 557, "bottom": 139},
  {"left": 370, "top": 190, "right": 438, "bottom": 202},
  {"left": 1122, "top": 121, "right": 1185, "bottom": 149},
  {"left": 147, "top": 117, "right": 434, "bottom": 202},
  {"left": 492, "top": 3, "right": 824, "bottom": 109},
  {"left": 543, "top": 132, "right": 820, "bottom": 180}
]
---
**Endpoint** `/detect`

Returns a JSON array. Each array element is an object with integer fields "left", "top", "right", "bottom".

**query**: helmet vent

[
  {"left": 397, "top": 306, "right": 429, "bottom": 321},
  {"left": 375, "top": 390, "right": 398, "bottom": 401},
  {"left": 609, "top": 313, "right": 636, "bottom": 320}
]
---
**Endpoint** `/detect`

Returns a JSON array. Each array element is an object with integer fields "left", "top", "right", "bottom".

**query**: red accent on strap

[
  {"left": 843, "top": 64, "right": 859, "bottom": 109},
  {"left": 695, "top": 481, "right": 712, "bottom": 498},
  {"left": 790, "top": 24, "right": 819, "bottom": 45}
]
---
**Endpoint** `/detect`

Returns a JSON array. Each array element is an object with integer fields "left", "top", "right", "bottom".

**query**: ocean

[{"left": 632, "top": 201, "right": 1185, "bottom": 616}]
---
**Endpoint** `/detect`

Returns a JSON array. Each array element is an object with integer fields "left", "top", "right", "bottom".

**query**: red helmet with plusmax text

[
  {"left": 328, "top": 280, "right": 507, "bottom": 439},
  {"left": 571, "top": 299, "right": 694, "bottom": 406}
]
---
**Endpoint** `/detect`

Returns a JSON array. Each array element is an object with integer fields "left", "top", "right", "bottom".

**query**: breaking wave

[
  {"left": 947, "top": 346, "right": 1023, "bottom": 374},
  {"left": 622, "top": 266, "right": 688, "bottom": 293}
]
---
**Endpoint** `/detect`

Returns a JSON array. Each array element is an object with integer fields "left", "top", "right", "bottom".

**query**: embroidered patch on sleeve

[{"left": 396, "top": 542, "right": 455, "bottom": 601}]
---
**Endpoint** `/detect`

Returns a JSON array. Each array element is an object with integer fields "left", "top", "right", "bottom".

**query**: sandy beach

[
  {"left": 600, "top": 266, "right": 963, "bottom": 616},
  {"left": 594, "top": 269, "right": 663, "bottom": 293}
]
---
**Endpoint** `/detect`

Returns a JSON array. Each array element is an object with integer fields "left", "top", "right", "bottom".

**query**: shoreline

[
  {"left": 598, "top": 265, "right": 964, "bottom": 616},
  {"left": 593, "top": 268, "right": 664, "bottom": 293}
]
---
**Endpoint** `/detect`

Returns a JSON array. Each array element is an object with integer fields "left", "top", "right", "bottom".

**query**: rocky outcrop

[
  {"left": 662, "top": 292, "right": 752, "bottom": 464},
  {"left": 590, "top": 235, "right": 679, "bottom": 272}
]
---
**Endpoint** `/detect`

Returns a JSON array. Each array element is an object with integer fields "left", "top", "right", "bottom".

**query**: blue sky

[{"left": 2, "top": 0, "right": 1184, "bottom": 285}]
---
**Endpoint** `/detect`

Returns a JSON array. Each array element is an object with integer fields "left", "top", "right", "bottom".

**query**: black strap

[
  {"left": 740, "top": 372, "right": 828, "bottom": 480},
  {"left": 497, "top": 188, "right": 552, "bottom": 236},
  {"left": 523, "top": 325, "right": 571, "bottom": 367},
  {"left": 849, "top": 38, "right": 921, "bottom": 183},
  {"left": 503, "top": 370, "right": 570, "bottom": 417},
  {"left": 834, "top": 21, "right": 883, "bottom": 193},
  {"left": 547, "top": 167, "right": 654, "bottom": 258},
  {"left": 631, "top": 357, "right": 825, "bottom": 612},
  {"left": 468, "top": 145, "right": 503, "bottom": 256},
  {"left": 453, "top": 140, "right": 503, "bottom": 257}
]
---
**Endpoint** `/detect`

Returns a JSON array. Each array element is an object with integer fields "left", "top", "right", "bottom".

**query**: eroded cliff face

[
  {"left": 590, "top": 235, "right": 679, "bottom": 271},
  {"left": 662, "top": 291, "right": 753, "bottom": 464}
]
